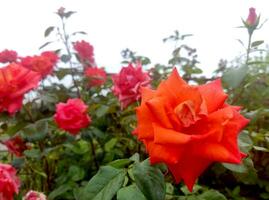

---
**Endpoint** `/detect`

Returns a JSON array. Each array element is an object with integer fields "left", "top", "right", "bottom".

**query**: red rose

[
  {"left": 23, "top": 190, "right": 46, "bottom": 200},
  {"left": 246, "top": 7, "right": 257, "bottom": 26},
  {"left": 84, "top": 67, "right": 107, "bottom": 87},
  {"left": 112, "top": 62, "right": 151, "bottom": 109},
  {"left": 54, "top": 98, "right": 91, "bottom": 135},
  {"left": 41, "top": 51, "right": 58, "bottom": 65},
  {"left": 134, "top": 68, "right": 249, "bottom": 191},
  {"left": 0, "top": 63, "right": 41, "bottom": 114},
  {"left": 4, "top": 136, "right": 29, "bottom": 157},
  {"left": 0, "top": 49, "right": 18, "bottom": 63},
  {"left": 0, "top": 163, "right": 20, "bottom": 200},
  {"left": 20, "top": 51, "right": 58, "bottom": 78},
  {"left": 73, "top": 40, "right": 95, "bottom": 66}
]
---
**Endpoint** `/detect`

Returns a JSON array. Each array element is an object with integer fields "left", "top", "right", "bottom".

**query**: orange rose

[{"left": 134, "top": 68, "right": 249, "bottom": 191}]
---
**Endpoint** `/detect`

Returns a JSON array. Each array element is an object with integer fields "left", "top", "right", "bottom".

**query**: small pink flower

[
  {"left": 54, "top": 98, "right": 91, "bottom": 135},
  {"left": 23, "top": 190, "right": 46, "bottom": 200},
  {"left": 0, "top": 163, "right": 20, "bottom": 200},
  {"left": 84, "top": 67, "right": 107, "bottom": 87},
  {"left": 0, "top": 49, "right": 18, "bottom": 63},
  {"left": 112, "top": 62, "right": 151, "bottom": 109},
  {"left": 246, "top": 7, "right": 257, "bottom": 26},
  {"left": 57, "top": 7, "right": 65, "bottom": 17}
]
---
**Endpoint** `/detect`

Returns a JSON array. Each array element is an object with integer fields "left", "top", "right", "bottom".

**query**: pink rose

[
  {"left": 0, "top": 163, "right": 20, "bottom": 200},
  {"left": 84, "top": 67, "right": 107, "bottom": 87},
  {"left": 246, "top": 7, "right": 257, "bottom": 26},
  {"left": 112, "top": 62, "right": 151, "bottom": 109},
  {"left": 73, "top": 40, "right": 95, "bottom": 66},
  {"left": 54, "top": 98, "right": 91, "bottom": 135},
  {"left": 23, "top": 190, "right": 46, "bottom": 200}
]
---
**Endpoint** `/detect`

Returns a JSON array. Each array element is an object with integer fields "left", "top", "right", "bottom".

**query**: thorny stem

[
  {"left": 231, "top": 32, "right": 253, "bottom": 104},
  {"left": 60, "top": 17, "right": 81, "bottom": 98},
  {"left": 23, "top": 105, "right": 35, "bottom": 122},
  {"left": 246, "top": 32, "right": 253, "bottom": 65},
  {"left": 89, "top": 136, "right": 99, "bottom": 169}
]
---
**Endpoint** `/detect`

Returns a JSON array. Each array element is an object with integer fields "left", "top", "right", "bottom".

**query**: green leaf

[
  {"left": 117, "top": 184, "right": 146, "bottom": 200},
  {"left": 253, "top": 145, "right": 269, "bottom": 152},
  {"left": 61, "top": 54, "right": 71, "bottom": 63},
  {"left": 68, "top": 165, "right": 85, "bottom": 181},
  {"left": 222, "top": 157, "right": 254, "bottom": 174},
  {"left": 48, "top": 184, "right": 73, "bottom": 200},
  {"left": 44, "top": 26, "right": 55, "bottom": 37},
  {"left": 24, "top": 149, "right": 41, "bottom": 159},
  {"left": 199, "top": 189, "right": 227, "bottom": 200},
  {"left": 96, "top": 105, "right": 110, "bottom": 118},
  {"left": 132, "top": 159, "right": 165, "bottom": 200},
  {"left": 39, "top": 41, "right": 53, "bottom": 50},
  {"left": 21, "top": 119, "right": 48, "bottom": 142},
  {"left": 251, "top": 40, "right": 264, "bottom": 48},
  {"left": 80, "top": 166, "right": 126, "bottom": 200},
  {"left": 105, "top": 138, "right": 118, "bottom": 152},
  {"left": 72, "top": 31, "right": 87, "bottom": 36},
  {"left": 222, "top": 65, "right": 248, "bottom": 88},
  {"left": 64, "top": 11, "right": 76, "bottom": 18},
  {"left": 108, "top": 159, "right": 133, "bottom": 169},
  {"left": 238, "top": 131, "right": 253, "bottom": 153},
  {"left": 5, "top": 122, "right": 26, "bottom": 136}
]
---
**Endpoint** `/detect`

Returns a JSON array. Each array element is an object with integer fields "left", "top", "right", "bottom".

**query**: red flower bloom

[
  {"left": 4, "top": 136, "right": 29, "bottom": 157},
  {"left": 0, "top": 63, "right": 40, "bottom": 114},
  {"left": 0, "top": 163, "right": 20, "bottom": 200},
  {"left": 0, "top": 50, "right": 18, "bottom": 63},
  {"left": 84, "top": 67, "right": 107, "bottom": 87},
  {"left": 73, "top": 40, "right": 95, "bottom": 66},
  {"left": 112, "top": 62, "right": 151, "bottom": 109},
  {"left": 54, "top": 98, "right": 91, "bottom": 135},
  {"left": 23, "top": 190, "right": 46, "bottom": 200},
  {"left": 246, "top": 7, "right": 257, "bottom": 26},
  {"left": 21, "top": 51, "right": 58, "bottom": 78},
  {"left": 134, "top": 68, "right": 249, "bottom": 191}
]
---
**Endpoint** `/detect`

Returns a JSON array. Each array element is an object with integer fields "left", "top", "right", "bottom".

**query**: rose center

[{"left": 174, "top": 100, "right": 198, "bottom": 127}]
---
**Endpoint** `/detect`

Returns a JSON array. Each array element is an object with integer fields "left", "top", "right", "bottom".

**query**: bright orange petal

[
  {"left": 168, "top": 156, "right": 212, "bottom": 192},
  {"left": 198, "top": 79, "right": 228, "bottom": 113},
  {"left": 136, "top": 105, "right": 155, "bottom": 140},
  {"left": 140, "top": 86, "right": 155, "bottom": 103},
  {"left": 195, "top": 143, "right": 241, "bottom": 163},
  {"left": 146, "top": 97, "right": 173, "bottom": 128},
  {"left": 148, "top": 141, "right": 184, "bottom": 165},
  {"left": 153, "top": 123, "right": 191, "bottom": 144}
]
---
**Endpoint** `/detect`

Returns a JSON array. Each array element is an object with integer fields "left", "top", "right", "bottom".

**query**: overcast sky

[{"left": 0, "top": 0, "right": 268, "bottom": 75}]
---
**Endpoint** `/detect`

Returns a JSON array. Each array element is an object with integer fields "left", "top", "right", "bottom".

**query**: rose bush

[{"left": 0, "top": 6, "right": 267, "bottom": 200}]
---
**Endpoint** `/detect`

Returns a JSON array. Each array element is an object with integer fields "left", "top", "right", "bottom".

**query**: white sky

[{"left": 0, "top": 0, "right": 268, "bottom": 75}]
